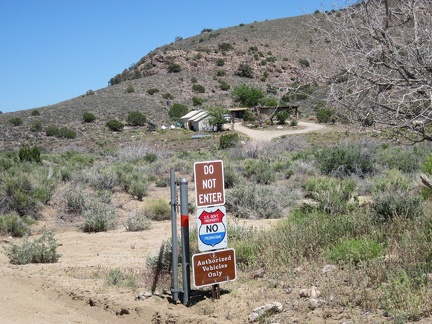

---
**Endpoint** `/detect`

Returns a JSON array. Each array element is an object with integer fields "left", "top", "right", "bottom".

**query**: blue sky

[{"left": 0, "top": 1, "right": 334, "bottom": 113}]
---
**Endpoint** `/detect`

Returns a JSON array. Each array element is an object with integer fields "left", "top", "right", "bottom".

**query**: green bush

[
  {"left": 216, "top": 70, "right": 226, "bottom": 76},
  {"left": 192, "top": 84, "right": 205, "bottom": 93},
  {"left": 317, "top": 142, "right": 376, "bottom": 178},
  {"left": 242, "top": 109, "right": 256, "bottom": 122},
  {"left": 372, "top": 192, "right": 424, "bottom": 222},
  {"left": 243, "top": 159, "right": 276, "bottom": 184},
  {"left": 226, "top": 184, "right": 301, "bottom": 219},
  {"left": 57, "top": 127, "right": 76, "bottom": 139},
  {"left": 19, "top": 146, "right": 41, "bottom": 163},
  {"left": 168, "top": 63, "right": 181, "bottom": 73},
  {"left": 123, "top": 210, "right": 152, "bottom": 232},
  {"left": 168, "top": 104, "right": 188, "bottom": 121},
  {"left": 316, "top": 108, "right": 334, "bottom": 123},
  {"left": 45, "top": 125, "right": 59, "bottom": 136},
  {"left": 129, "top": 180, "right": 149, "bottom": 201},
  {"left": 219, "top": 81, "right": 230, "bottom": 91},
  {"left": 125, "top": 84, "right": 135, "bottom": 93},
  {"left": 83, "top": 112, "right": 96, "bottom": 123},
  {"left": 235, "top": 63, "right": 253, "bottom": 78},
  {"left": 30, "top": 121, "right": 42, "bottom": 132},
  {"left": 9, "top": 117, "right": 23, "bottom": 126},
  {"left": 31, "top": 110, "right": 40, "bottom": 116},
  {"left": 143, "top": 198, "right": 171, "bottom": 221},
  {"left": 4, "top": 174, "right": 40, "bottom": 218},
  {"left": 162, "top": 93, "right": 174, "bottom": 100},
  {"left": 218, "top": 42, "right": 234, "bottom": 51},
  {"left": 276, "top": 111, "right": 289, "bottom": 124},
  {"left": 192, "top": 97, "right": 203, "bottom": 106},
  {"left": 305, "top": 176, "right": 356, "bottom": 214},
  {"left": 3, "top": 230, "right": 61, "bottom": 265},
  {"left": 327, "top": 238, "right": 383, "bottom": 265},
  {"left": 220, "top": 133, "right": 239, "bottom": 149},
  {"left": 126, "top": 111, "right": 147, "bottom": 126},
  {"left": 299, "top": 58, "right": 310, "bottom": 67},
  {"left": 0, "top": 213, "right": 33, "bottom": 237},
  {"left": 147, "top": 88, "right": 160, "bottom": 95},
  {"left": 82, "top": 202, "right": 117, "bottom": 232},
  {"left": 216, "top": 58, "right": 225, "bottom": 66},
  {"left": 106, "top": 120, "right": 124, "bottom": 131},
  {"left": 290, "top": 119, "right": 298, "bottom": 127},
  {"left": 64, "top": 184, "right": 86, "bottom": 214}
]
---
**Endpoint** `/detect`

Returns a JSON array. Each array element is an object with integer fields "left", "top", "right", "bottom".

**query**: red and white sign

[
  {"left": 197, "top": 206, "right": 228, "bottom": 252},
  {"left": 194, "top": 160, "right": 225, "bottom": 208}
]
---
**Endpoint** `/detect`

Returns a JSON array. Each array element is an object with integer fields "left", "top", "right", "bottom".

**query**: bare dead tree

[{"left": 315, "top": 0, "right": 432, "bottom": 143}]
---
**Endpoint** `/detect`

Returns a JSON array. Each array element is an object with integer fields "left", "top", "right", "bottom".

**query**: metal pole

[
  {"left": 180, "top": 178, "right": 190, "bottom": 305},
  {"left": 170, "top": 169, "right": 179, "bottom": 303}
]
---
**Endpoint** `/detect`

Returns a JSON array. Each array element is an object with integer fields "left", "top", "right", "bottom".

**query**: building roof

[
  {"left": 181, "top": 110, "right": 203, "bottom": 120},
  {"left": 189, "top": 111, "right": 208, "bottom": 122}
]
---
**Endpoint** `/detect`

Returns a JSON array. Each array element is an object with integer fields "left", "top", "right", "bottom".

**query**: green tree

[
  {"left": 82, "top": 112, "right": 96, "bottom": 123},
  {"left": 231, "top": 85, "right": 265, "bottom": 107},
  {"left": 169, "top": 104, "right": 188, "bottom": 121},
  {"left": 106, "top": 120, "right": 124, "bottom": 132},
  {"left": 208, "top": 107, "right": 228, "bottom": 132},
  {"left": 126, "top": 111, "right": 146, "bottom": 126}
]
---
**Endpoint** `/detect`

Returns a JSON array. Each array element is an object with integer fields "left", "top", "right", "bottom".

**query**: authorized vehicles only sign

[{"left": 192, "top": 248, "right": 236, "bottom": 288}]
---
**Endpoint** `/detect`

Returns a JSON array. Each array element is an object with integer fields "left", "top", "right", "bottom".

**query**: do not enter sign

[{"left": 194, "top": 160, "right": 225, "bottom": 208}]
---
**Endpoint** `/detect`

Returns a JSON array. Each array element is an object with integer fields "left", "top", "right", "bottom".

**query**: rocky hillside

[{"left": 0, "top": 12, "right": 335, "bottom": 152}]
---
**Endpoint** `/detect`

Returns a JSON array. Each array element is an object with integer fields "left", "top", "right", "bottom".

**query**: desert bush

[
  {"left": 125, "top": 84, "right": 135, "bottom": 93},
  {"left": 219, "top": 133, "right": 239, "bottom": 150},
  {"left": 216, "top": 70, "right": 226, "bottom": 77},
  {"left": 3, "top": 174, "right": 40, "bottom": 218},
  {"left": 106, "top": 120, "right": 124, "bottom": 131},
  {"left": 290, "top": 119, "right": 298, "bottom": 127},
  {"left": 88, "top": 166, "right": 118, "bottom": 192},
  {"left": 305, "top": 176, "right": 356, "bottom": 215},
  {"left": 218, "top": 42, "right": 234, "bottom": 51},
  {"left": 123, "top": 210, "right": 152, "bottom": 232},
  {"left": 147, "top": 88, "right": 159, "bottom": 95},
  {"left": 143, "top": 198, "right": 171, "bottom": 221},
  {"left": 223, "top": 163, "right": 241, "bottom": 189},
  {"left": 168, "top": 104, "right": 188, "bottom": 121},
  {"left": 378, "top": 146, "right": 424, "bottom": 173},
  {"left": 226, "top": 184, "right": 302, "bottom": 219},
  {"left": 162, "top": 93, "right": 174, "bottom": 100},
  {"left": 19, "top": 146, "right": 41, "bottom": 164},
  {"left": 3, "top": 230, "right": 61, "bottom": 265},
  {"left": 126, "top": 111, "right": 147, "bottom": 126},
  {"left": 219, "top": 80, "right": 230, "bottom": 91},
  {"left": 373, "top": 169, "right": 413, "bottom": 193},
  {"left": 82, "top": 112, "right": 96, "bottom": 123},
  {"left": 167, "top": 63, "right": 181, "bottom": 73},
  {"left": 45, "top": 125, "right": 59, "bottom": 136},
  {"left": 57, "top": 127, "right": 76, "bottom": 139},
  {"left": 9, "top": 117, "right": 23, "bottom": 126},
  {"left": 31, "top": 110, "right": 40, "bottom": 116},
  {"left": 372, "top": 191, "right": 424, "bottom": 223},
  {"left": 327, "top": 238, "right": 383, "bottom": 265},
  {"left": 30, "top": 121, "right": 42, "bottom": 132},
  {"left": 0, "top": 213, "right": 33, "bottom": 237},
  {"left": 63, "top": 184, "right": 86, "bottom": 214},
  {"left": 129, "top": 180, "right": 149, "bottom": 201},
  {"left": 317, "top": 142, "right": 377, "bottom": 178},
  {"left": 82, "top": 201, "right": 117, "bottom": 232},
  {"left": 216, "top": 58, "right": 225, "bottom": 66},
  {"left": 299, "top": 58, "right": 310, "bottom": 67},
  {"left": 104, "top": 268, "right": 138, "bottom": 289},
  {"left": 243, "top": 159, "right": 276, "bottom": 184},
  {"left": 192, "top": 97, "right": 203, "bottom": 106},
  {"left": 192, "top": 84, "right": 205, "bottom": 93},
  {"left": 235, "top": 63, "right": 253, "bottom": 78}
]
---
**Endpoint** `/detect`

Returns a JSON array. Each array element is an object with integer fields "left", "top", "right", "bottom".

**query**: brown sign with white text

[
  {"left": 192, "top": 248, "right": 236, "bottom": 288},
  {"left": 194, "top": 160, "right": 225, "bottom": 208}
]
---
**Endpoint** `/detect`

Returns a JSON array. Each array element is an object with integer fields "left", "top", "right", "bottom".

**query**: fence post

[{"left": 170, "top": 168, "right": 179, "bottom": 303}]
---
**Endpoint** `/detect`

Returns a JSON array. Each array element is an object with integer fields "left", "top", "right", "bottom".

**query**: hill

[{"left": 0, "top": 12, "right": 334, "bottom": 152}]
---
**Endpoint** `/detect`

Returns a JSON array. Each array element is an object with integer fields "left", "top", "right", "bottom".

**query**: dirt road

[{"left": 234, "top": 121, "right": 326, "bottom": 140}]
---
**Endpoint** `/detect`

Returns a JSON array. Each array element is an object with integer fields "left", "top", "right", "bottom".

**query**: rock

[
  {"left": 251, "top": 268, "right": 265, "bottom": 279},
  {"left": 309, "top": 298, "right": 319, "bottom": 310},
  {"left": 299, "top": 287, "right": 321, "bottom": 298},
  {"left": 248, "top": 301, "right": 283, "bottom": 322},
  {"left": 322, "top": 264, "right": 337, "bottom": 274},
  {"left": 136, "top": 291, "right": 152, "bottom": 300}
]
